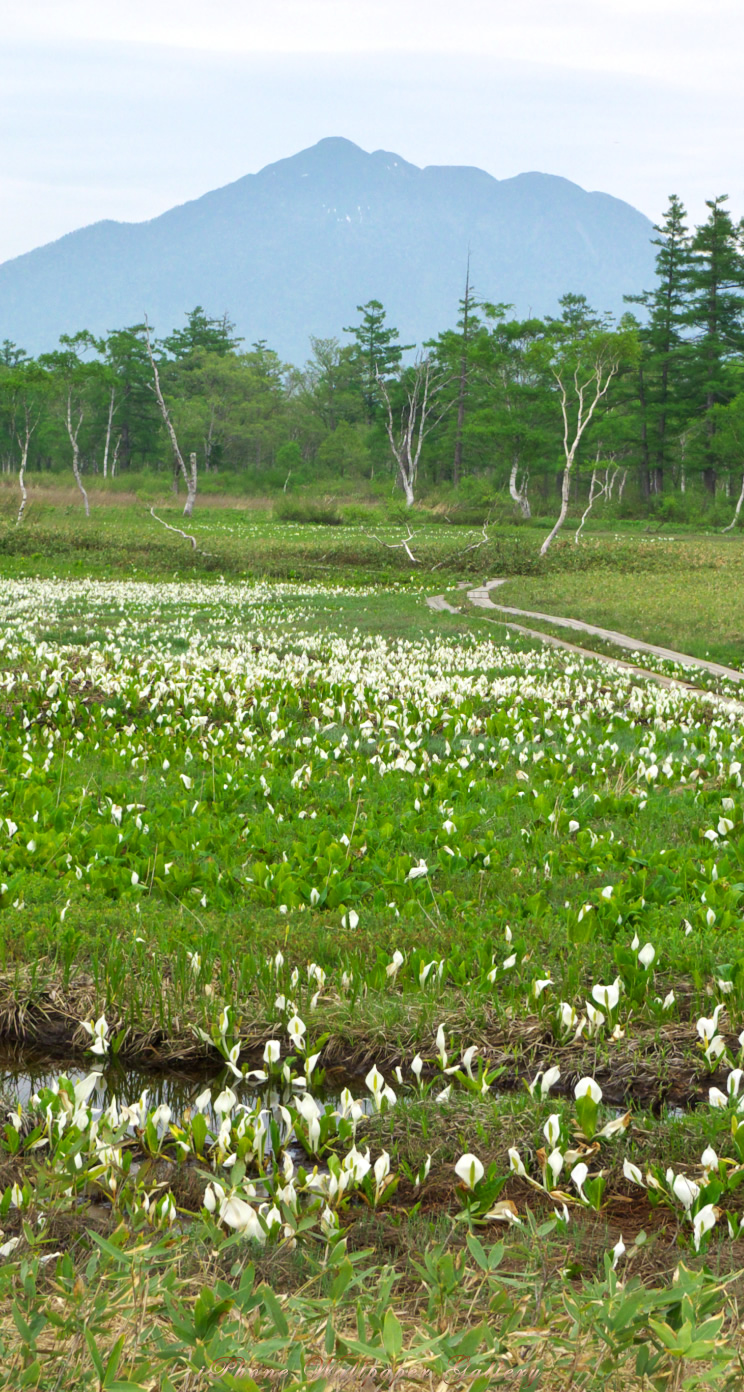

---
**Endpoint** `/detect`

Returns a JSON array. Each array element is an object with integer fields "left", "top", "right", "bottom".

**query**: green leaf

[
  {"left": 635, "top": 1344, "right": 650, "bottom": 1376},
  {"left": 649, "top": 1318, "right": 685, "bottom": 1352},
  {"left": 105, "top": 1383, "right": 151, "bottom": 1392},
  {"left": 466, "top": 1232, "right": 489, "bottom": 1271},
  {"left": 356, "top": 1301, "right": 366, "bottom": 1342},
  {"left": 194, "top": 1286, "right": 233, "bottom": 1338},
  {"left": 103, "top": 1333, "right": 125, "bottom": 1385},
  {"left": 261, "top": 1283, "right": 289, "bottom": 1336},
  {"left": 324, "top": 1314, "right": 335, "bottom": 1356},
  {"left": 342, "top": 1337, "right": 386, "bottom": 1361},
  {"left": 382, "top": 1309, "right": 402, "bottom": 1361},
  {"left": 447, "top": 1322, "right": 487, "bottom": 1356},
  {"left": 684, "top": 1340, "right": 719, "bottom": 1361},
  {"left": 330, "top": 1260, "right": 354, "bottom": 1302},
  {"left": 11, "top": 1306, "right": 34, "bottom": 1345},
  {"left": 89, "top": 1233, "right": 137, "bottom": 1264},
  {"left": 191, "top": 1112, "right": 208, "bottom": 1154},
  {"left": 18, "top": 1362, "right": 42, "bottom": 1388},
  {"left": 85, "top": 1328, "right": 105, "bottom": 1379}
]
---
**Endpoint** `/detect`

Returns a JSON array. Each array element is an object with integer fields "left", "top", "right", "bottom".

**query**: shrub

[{"left": 272, "top": 497, "right": 343, "bottom": 526}]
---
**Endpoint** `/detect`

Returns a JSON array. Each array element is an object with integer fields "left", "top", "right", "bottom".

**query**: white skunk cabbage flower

[{"left": 455, "top": 1153, "right": 484, "bottom": 1190}]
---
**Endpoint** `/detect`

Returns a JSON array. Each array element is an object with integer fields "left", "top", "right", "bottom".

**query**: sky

[{"left": 1, "top": 0, "right": 741, "bottom": 264}]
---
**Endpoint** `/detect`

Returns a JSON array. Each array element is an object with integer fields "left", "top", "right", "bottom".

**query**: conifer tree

[
  {"left": 428, "top": 265, "right": 485, "bottom": 487},
  {"left": 162, "top": 306, "right": 242, "bottom": 360},
  {"left": 627, "top": 195, "right": 693, "bottom": 495},
  {"left": 343, "top": 300, "right": 412, "bottom": 422},
  {"left": 451, "top": 260, "right": 475, "bottom": 488},
  {"left": 685, "top": 196, "right": 744, "bottom": 489}
]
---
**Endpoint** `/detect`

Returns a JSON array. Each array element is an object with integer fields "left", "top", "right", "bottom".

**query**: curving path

[
  {"left": 466, "top": 579, "right": 744, "bottom": 684},
  {"left": 425, "top": 581, "right": 744, "bottom": 712},
  {"left": 426, "top": 594, "right": 459, "bottom": 614}
]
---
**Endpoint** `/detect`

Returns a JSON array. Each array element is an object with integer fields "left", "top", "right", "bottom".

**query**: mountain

[{"left": 0, "top": 137, "right": 656, "bottom": 362}]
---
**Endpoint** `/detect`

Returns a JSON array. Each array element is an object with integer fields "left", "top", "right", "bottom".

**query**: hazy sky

[{"left": 1, "top": 0, "right": 741, "bottom": 263}]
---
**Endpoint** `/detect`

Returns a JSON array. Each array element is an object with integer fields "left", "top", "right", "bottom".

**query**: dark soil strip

[{"left": 0, "top": 1000, "right": 729, "bottom": 1113}]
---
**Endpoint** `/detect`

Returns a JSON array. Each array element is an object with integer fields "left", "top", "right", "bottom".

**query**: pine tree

[
  {"left": 343, "top": 300, "right": 412, "bottom": 422},
  {"left": 626, "top": 195, "right": 693, "bottom": 495},
  {"left": 452, "top": 259, "right": 475, "bottom": 488},
  {"left": 685, "top": 196, "right": 744, "bottom": 490},
  {"left": 428, "top": 265, "right": 484, "bottom": 487},
  {"left": 162, "top": 306, "right": 242, "bottom": 360},
  {"left": 104, "top": 326, "right": 163, "bottom": 471}
]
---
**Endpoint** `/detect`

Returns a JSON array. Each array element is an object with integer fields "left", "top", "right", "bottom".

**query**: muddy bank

[{"left": 0, "top": 1016, "right": 727, "bottom": 1116}]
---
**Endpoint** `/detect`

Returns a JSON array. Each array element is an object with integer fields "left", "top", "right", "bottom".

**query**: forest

[{"left": 3, "top": 194, "right": 744, "bottom": 530}]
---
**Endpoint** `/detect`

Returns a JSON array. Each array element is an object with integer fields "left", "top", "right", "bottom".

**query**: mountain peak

[
  {"left": 0, "top": 138, "right": 655, "bottom": 359},
  {"left": 259, "top": 136, "right": 369, "bottom": 178},
  {"left": 255, "top": 137, "right": 422, "bottom": 190}
]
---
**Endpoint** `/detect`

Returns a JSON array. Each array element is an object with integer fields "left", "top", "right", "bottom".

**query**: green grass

[
  {"left": 2, "top": 487, "right": 743, "bottom": 588},
  {"left": 497, "top": 547, "right": 744, "bottom": 669}
]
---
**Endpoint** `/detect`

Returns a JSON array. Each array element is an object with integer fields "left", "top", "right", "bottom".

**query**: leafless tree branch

[
  {"left": 376, "top": 357, "right": 452, "bottom": 506},
  {"left": 15, "top": 406, "right": 37, "bottom": 526},
  {"left": 540, "top": 355, "right": 619, "bottom": 556},
  {"left": 365, "top": 525, "right": 421, "bottom": 564},
  {"left": 66, "top": 390, "right": 89, "bottom": 517},
  {"left": 144, "top": 318, "right": 198, "bottom": 517},
  {"left": 149, "top": 506, "right": 197, "bottom": 549},
  {"left": 430, "top": 518, "right": 493, "bottom": 571}
]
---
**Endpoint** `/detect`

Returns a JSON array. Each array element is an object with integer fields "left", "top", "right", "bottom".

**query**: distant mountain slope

[{"left": 0, "top": 137, "right": 656, "bottom": 361}]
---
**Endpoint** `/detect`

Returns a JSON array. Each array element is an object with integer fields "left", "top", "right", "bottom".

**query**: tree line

[{"left": 3, "top": 193, "right": 744, "bottom": 539}]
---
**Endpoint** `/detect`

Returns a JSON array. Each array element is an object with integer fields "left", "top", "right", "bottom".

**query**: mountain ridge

[{"left": 0, "top": 137, "right": 656, "bottom": 361}]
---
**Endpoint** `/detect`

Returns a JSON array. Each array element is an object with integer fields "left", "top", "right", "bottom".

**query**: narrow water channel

[{"left": 0, "top": 1047, "right": 374, "bottom": 1128}]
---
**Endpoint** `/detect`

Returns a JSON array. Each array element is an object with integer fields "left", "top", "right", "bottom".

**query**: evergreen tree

[
  {"left": 343, "top": 300, "right": 412, "bottom": 422},
  {"left": 0, "top": 340, "right": 28, "bottom": 367},
  {"left": 451, "top": 261, "right": 475, "bottom": 488},
  {"left": 162, "top": 306, "right": 242, "bottom": 360},
  {"left": 104, "top": 326, "right": 163, "bottom": 470},
  {"left": 685, "top": 196, "right": 744, "bottom": 489},
  {"left": 626, "top": 195, "right": 693, "bottom": 495},
  {"left": 428, "top": 264, "right": 482, "bottom": 487}
]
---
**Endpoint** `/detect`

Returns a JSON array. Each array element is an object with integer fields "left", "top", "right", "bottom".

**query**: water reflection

[{"left": 0, "top": 1048, "right": 373, "bottom": 1131}]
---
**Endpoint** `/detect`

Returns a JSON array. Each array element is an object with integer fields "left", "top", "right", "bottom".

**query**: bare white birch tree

[
  {"left": 204, "top": 402, "right": 216, "bottom": 473},
  {"left": 430, "top": 517, "right": 493, "bottom": 571},
  {"left": 101, "top": 385, "right": 117, "bottom": 478},
  {"left": 716, "top": 396, "right": 744, "bottom": 531},
  {"left": 574, "top": 451, "right": 622, "bottom": 543},
  {"left": 66, "top": 391, "right": 90, "bottom": 516},
  {"left": 376, "top": 356, "right": 451, "bottom": 507},
  {"left": 605, "top": 461, "right": 626, "bottom": 501},
  {"left": 144, "top": 319, "right": 198, "bottom": 518},
  {"left": 540, "top": 335, "right": 626, "bottom": 556},
  {"left": 508, "top": 457, "right": 531, "bottom": 519},
  {"left": 3, "top": 361, "right": 45, "bottom": 523},
  {"left": 15, "top": 406, "right": 36, "bottom": 526},
  {"left": 722, "top": 473, "right": 744, "bottom": 532},
  {"left": 496, "top": 358, "right": 533, "bottom": 519},
  {"left": 110, "top": 432, "right": 122, "bottom": 477}
]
